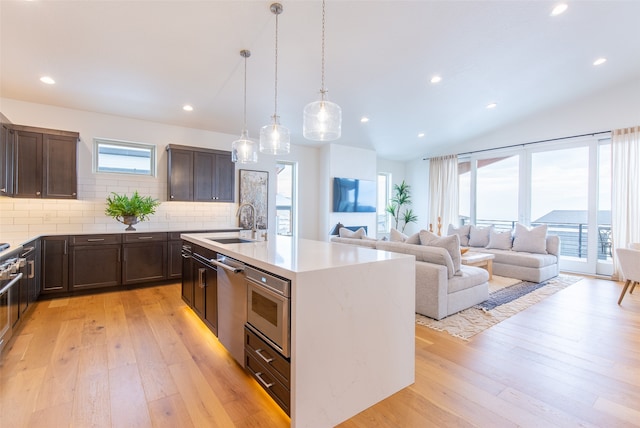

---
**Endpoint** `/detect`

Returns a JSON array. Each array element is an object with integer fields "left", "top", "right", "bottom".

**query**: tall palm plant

[{"left": 386, "top": 180, "right": 418, "bottom": 232}]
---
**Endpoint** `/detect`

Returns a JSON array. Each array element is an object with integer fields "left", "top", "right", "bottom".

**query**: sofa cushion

[
  {"left": 486, "top": 228, "right": 512, "bottom": 250},
  {"left": 512, "top": 223, "right": 547, "bottom": 254},
  {"left": 330, "top": 236, "right": 378, "bottom": 248},
  {"left": 447, "top": 224, "right": 471, "bottom": 246},
  {"left": 419, "top": 230, "right": 461, "bottom": 275},
  {"left": 449, "top": 265, "right": 490, "bottom": 294},
  {"left": 376, "top": 241, "right": 456, "bottom": 279},
  {"left": 389, "top": 228, "right": 420, "bottom": 244},
  {"left": 469, "top": 225, "right": 493, "bottom": 247},
  {"left": 475, "top": 248, "right": 557, "bottom": 268},
  {"left": 339, "top": 227, "right": 366, "bottom": 239}
]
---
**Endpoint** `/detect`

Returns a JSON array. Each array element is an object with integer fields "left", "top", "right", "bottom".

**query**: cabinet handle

[
  {"left": 72, "top": 193, "right": 77, "bottom": 196},
  {"left": 198, "top": 268, "right": 206, "bottom": 288},
  {"left": 138, "top": 236, "right": 154, "bottom": 240},
  {"left": 0, "top": 188, "right": 5, "bottom": 192},
  {"left": 254, "top": 348, "right": 274, "bottom": 364},
  {"left": 87, "top": 238, "right": 104, "bottom": 242},
  {"left": 255, "top": 372, "right": 274, "bottom": 389},
  {"left": 28, "top": 260, "right": 35, "bottom": 279},
  {"left": 170, "top": 195, "right": 174, "bottom": 199},
  {"left": 36, "top": 191, "right": 41, "bottom": 196}
]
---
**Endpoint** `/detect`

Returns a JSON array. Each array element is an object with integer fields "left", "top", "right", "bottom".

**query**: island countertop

[{"left": 181, "top": 232, "right": 408, "bottom": 278}]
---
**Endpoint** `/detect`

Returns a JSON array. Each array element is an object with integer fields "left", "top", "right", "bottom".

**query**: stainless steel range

[{"left": 0, "top": 249, "right": 25, "bottom": 356}]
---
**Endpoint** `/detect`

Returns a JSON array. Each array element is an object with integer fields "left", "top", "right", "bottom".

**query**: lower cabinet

[
  {"left": 244, "top": 326, "right": 291, "bottom": 415},
  {"left": 69, "top": 234, "right": 121, "bottom": 290},
  {"left": 41, "top": 236, "right": 69, "bottom": 294},
  {"left": 184, "top": 242, "right": 218, "bottom": 336},
  {"left": 168, "top": 233, "right": 183, "bottom": 279},
  {"left": 181, "top": 243, "right": 194, "bottom": 306},
  {"left": 122, "top": 233, "right": 167, "bottom": 285}
]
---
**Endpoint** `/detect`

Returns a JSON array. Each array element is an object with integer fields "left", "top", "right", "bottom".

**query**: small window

[{"left": 94, "top": 138, "right": 156, "bottom": 176}]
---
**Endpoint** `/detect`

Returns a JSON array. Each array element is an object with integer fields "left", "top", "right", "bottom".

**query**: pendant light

[
  {"left": 232, "top": 50, "right": 258, "bottom": 164},
  {"left": 260, "top": 3, "right": 290, "bottom": 155},
  {"left": 303, "top": 0, "right": 341, "bottom": 141}
]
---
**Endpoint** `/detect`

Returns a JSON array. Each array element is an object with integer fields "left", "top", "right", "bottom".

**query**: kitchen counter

[{"left": 182, "top": 233, "right": 416, "bottom": 428}]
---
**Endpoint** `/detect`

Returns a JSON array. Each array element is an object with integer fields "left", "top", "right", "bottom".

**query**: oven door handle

[
  {"left": 254, "top": 348, "right": 274, "bottom": 363},
  {"left": 0, "top": 272, "right": 23, "bottom": 295}
]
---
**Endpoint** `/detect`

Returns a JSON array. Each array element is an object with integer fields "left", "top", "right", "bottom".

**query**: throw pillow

[
  {"left": 389, "top": 228, "right": 420, "bottom": 244},
  {"left": 447, "top": 224, "right": 471, "bottom": 246},
  {"left": 512, "top": 223, "right": 548, "bottom": 254},
  {"left": 339, "top": 227, "right": 365, "bottom": 239},
  {"left": 486, "top": 228, "right": 513, "bottom": 250},
  {"left": 419, "top": 230, "right": 462, "bottom": 274},
  {"left": 468, "top": 225, "right": 493, "bottom": 247}
]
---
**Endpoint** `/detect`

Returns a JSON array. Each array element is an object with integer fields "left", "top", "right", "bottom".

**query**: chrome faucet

[{"left": 236, "top": 202, "right": 258, "bottom": 239}]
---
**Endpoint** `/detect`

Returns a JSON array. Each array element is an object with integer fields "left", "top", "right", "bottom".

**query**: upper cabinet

[
  {"left": 1, "top": 121, "right": 79, "bottom": 199},
  {"left": 167, "top": 144, "right": 234, "bottom": 202}
]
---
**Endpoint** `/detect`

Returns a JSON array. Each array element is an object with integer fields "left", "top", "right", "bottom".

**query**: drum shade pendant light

[
  {"left": 232, "top": 50, "right": 258, "bottom": 164},
  {"left": 260, "top": 3, "right": 290, "bottom": 155},
  {"left": 303, "top": 0, "right": 341, "bottom": 141}
]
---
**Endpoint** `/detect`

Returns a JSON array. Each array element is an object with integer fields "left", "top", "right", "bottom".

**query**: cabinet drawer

[
  {"left": 245, "top": 352, "right": 290, "bottom": 416},
  {"left": 244, "top": 326, "right": 290, "bottom": 387},
  {"left": 123, "top": 232, "right": 167, "bottom": 243},
  {"left": 71, "top": 234, "right": 121, "bottom": 246}
]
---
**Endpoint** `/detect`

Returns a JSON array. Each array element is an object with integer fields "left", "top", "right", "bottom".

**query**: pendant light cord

[
  {"left": 274, "top": 10, "right": 279, "bottom": 117},
  {"left": 321, "top": 0, "right": 326, "bottom": 96},
  {"left": 243, "top": 53, "right": 248, "bottom": 129}
]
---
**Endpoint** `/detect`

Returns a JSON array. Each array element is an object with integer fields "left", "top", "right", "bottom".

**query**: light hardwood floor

[{"left": 1, "top": 277, "right": 638, "bottom": 427}]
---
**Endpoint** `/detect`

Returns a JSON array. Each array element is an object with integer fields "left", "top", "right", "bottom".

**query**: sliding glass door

[{"left": 459, "top": 135, "right": 611, "bottom": 276}]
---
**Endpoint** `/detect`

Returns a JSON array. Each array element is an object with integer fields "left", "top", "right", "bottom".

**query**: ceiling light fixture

[
  {"left": 303, "top": 0, "right": 342, "bottom": 141},
  {"left": 183, "top": 105, "right": 193, "bottom": 112},
  {"left": 418, "top": 133, "right": 425, "bottom": 138},
  {"left": 260, "top": 3, "right": 290, "bottom": 155},
  {"left": 40, "top": 76, "right": 55, "bottom": 85},
  {"left": 430, "top": 76, "right": 442, "bottom": 84},
  {"left": 486, "top": 103, "right": 497, "bottom": 109},
  {"left": 550, "top": 3, "right": 568, "bottom": 16},
  {"left": 232, "top": 50, "right": 258, "bottom": 164},
  {"left": 593, "top": 57, "right": 607, "bottom": 66},
  {"left": 360, "top": 116, "right": 370, "bottom": 123}
]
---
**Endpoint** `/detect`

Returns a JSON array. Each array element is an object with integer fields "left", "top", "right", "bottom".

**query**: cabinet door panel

[
  {"left": 41, "top": 236, "right": 69, "bottom": 293},
  {"left": 70, "top": 245, "right": 121, "bottom": 289},
  {"left": 0, "top": 124, "right": 14, "bottom": 196},
  {"left": 43, "top": 134, "right": 77, "bottom": 199},
  {"left": 168, "top": 149, "right": 193, "bottom": 201},
  {"left": 194, "top": 151, "right": 215, "bottom": 201},
  {"left": 168, "top": 240, "right": 183, "bottom": 279},
  {"left": 122, "top": 242, "right": 167, "bottom": 284},
  {"left": 14, "top": 131, "right": 42, "bottom": 198},
  {"left": 215, "top": 153, "right": 234, "bottom": 202}
]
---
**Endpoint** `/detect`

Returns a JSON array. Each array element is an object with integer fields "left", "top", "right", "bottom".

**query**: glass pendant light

[
  {"left": 232, "top": 50, "right": 258, "bottom": 163},
  {"left": 260, "top": 3, "right": 290, "bottom": 155},
  {"left": 303, "top": 0, "right": 341, "bottom": 141}
]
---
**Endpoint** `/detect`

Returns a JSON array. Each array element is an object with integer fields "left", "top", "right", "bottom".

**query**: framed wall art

[{"left": 239, "top": 169, "right": 269, "bottom": 229}]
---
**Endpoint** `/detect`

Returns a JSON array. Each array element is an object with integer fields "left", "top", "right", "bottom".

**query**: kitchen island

[{"left": 181, "top": 233, "right": 415, "bottom": 428}]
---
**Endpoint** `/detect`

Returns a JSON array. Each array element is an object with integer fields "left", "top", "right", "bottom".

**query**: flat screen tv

[{"left": 332, "top": 177, "right": 376, "bottom": 212}]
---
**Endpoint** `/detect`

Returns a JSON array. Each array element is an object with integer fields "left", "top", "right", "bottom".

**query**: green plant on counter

[{"left": 105, "top": 191, "right": 160, "bottom": 222}]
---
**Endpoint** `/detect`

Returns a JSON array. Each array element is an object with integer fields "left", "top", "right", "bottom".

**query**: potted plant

[
  {"left": 105, "top": 191, "right": 160, "bottom": 231},
  {"left": 386, "top": 180, "right": 418, "bottom": 232}
]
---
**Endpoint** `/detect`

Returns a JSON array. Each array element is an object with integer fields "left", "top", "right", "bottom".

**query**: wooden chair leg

[
  {"left": 630, "top": 281, "right": 637, "bottom": 294},
  {"left": 618, "top": 279, "right": 632, "bottom": 305}
]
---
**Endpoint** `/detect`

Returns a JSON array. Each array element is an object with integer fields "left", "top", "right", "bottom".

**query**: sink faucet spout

[{"left": 236, "top": 202, "right": 257, "bottom": 238}]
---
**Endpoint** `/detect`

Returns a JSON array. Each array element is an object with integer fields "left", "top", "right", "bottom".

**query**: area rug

[{"left": 416, "top": 274, "right": 582, "bottom": 340}]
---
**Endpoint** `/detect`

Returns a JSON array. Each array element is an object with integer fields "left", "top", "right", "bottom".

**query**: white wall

[{"left": 0, "top": 98, "right": 321, "bottom": 243}]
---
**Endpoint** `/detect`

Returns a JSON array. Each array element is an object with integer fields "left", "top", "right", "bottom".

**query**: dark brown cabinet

[
  {"left": 187, "top": 243, "right": 218, "bottom": 335},
  {"left": 122, "top": 233, "right": 167, "bottom": 284},
  {"left": 0, "top": 121, "right": 14, "bottom": 197},
  {"left": 69, "top": 234, "right": 122, "bottom": 290},
  {"left": 181, "top": 243, "right": 194, "bottom": 306},
  {"left": 168, "top": 232, "right": 183, "bottom": 279},
  {"left": 19, "top": 242, "right": 39, "bottom": 318},
  {"left": 11, "top": 125, "right": 78, "bottom": 199},
  {"left": 167, "top": 144, "right": 235, "bottom": 202},
  {"left": 41, "top": 236, "right": 69, "bottom": 294}
]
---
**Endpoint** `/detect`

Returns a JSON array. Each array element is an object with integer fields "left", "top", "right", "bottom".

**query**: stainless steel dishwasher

[{"left": 211, "top": 254, "right": 246, "bottom": 367}]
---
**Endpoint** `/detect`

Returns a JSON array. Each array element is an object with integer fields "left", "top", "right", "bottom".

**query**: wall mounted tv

[{"left": 332, "top": 177, "right": 376, "bottom": 212}]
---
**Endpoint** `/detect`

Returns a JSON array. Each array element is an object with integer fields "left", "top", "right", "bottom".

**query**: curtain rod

[{"left": 424, "top": 130, "right": 611, "bottom": 160}]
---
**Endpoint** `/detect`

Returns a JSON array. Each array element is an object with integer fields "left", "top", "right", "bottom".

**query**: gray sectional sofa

[{"left": 330, "top": 228, "right": 489, "bottom": 320}]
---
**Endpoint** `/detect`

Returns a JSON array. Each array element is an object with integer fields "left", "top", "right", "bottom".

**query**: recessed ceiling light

[
  {"left": 40, "top": 76, "right": 55, "bottom": 85},
  {"left": 550, "top": 3, "right": 568, "bottom": 16},
  {"left": 360, "top": 116, "right": 369, "bottom": 123},
  {"left": 486, "top": 103, "right": 497, "bottom": 109},
  {"left": 430, "top": 75, "right": 442, "bottom": 84},
  {"left": 418, "top": 133, "right": 425, "bottom": 138},
  {"left": 183, "top": 105, "right": 194, "bottom": 112},
  {"left": 593, "top": 58, "right": 607, "bottom": 66}
]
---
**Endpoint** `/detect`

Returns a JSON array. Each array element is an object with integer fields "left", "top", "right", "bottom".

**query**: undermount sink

[{"left": 207, "top": 237, "right": 255, "bottom": 244}]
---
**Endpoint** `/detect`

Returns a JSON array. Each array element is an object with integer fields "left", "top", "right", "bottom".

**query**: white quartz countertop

[{"left": 181, "top": 232, "right": 411, "bottom": 278}]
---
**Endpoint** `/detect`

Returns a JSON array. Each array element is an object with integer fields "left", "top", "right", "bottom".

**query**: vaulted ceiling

[{"left": 2, "top": 1, "right": 640, "bottom": 161}]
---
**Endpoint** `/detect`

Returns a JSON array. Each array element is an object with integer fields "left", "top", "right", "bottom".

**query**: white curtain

[
  {"left": 611, "top": 126, "right": 640, "bottom": 279},
  {"left": 428, "top": 155, "right": 458, "bottom": 235}
]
